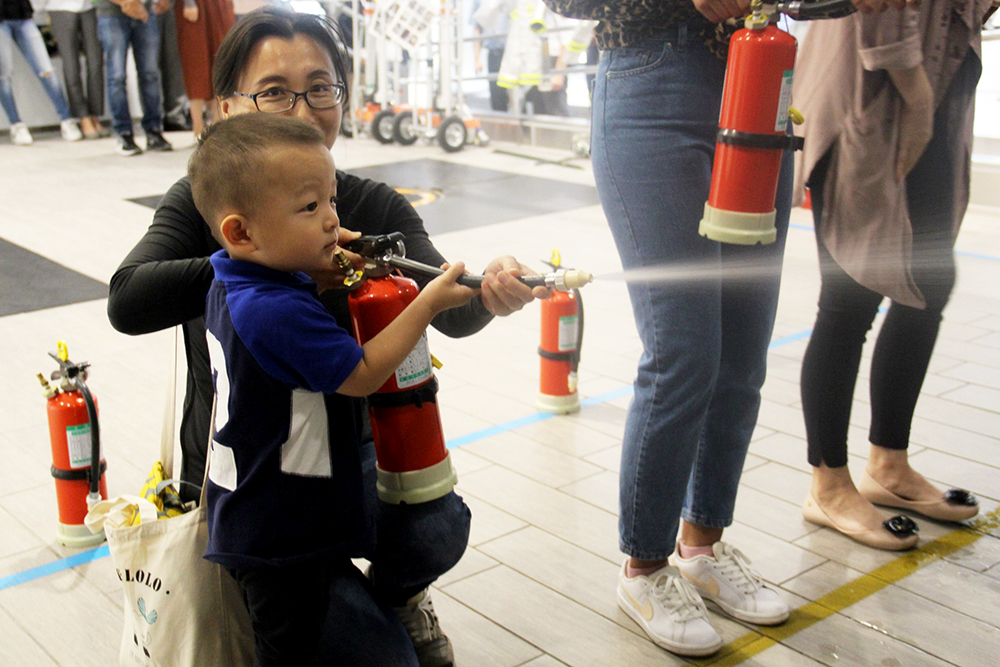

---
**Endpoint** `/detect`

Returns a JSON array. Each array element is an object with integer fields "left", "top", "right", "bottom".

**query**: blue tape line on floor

[
  {"left": 0, "top": 544, "right": 109, "bottom": 591},
  {"left": 2, "top": 327, "right": 816, "bottom": 592},
  {"left": 956, "top": 250, "right": 1000, "bottom": 262}
]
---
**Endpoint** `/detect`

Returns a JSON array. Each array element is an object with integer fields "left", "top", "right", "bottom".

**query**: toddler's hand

[{"left": 422, "top": 263, "right": 479, "bottom": 314}]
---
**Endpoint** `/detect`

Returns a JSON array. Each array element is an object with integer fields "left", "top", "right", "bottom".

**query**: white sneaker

[
  {"left": 10, "top": 122, "right": 32, "bottom": 145},
  {"left": 671, "top": 541, "right": 790, "bottom": 625},
  {"left": 61, "top": 118, "right": 83, "bottom": 141},
  {"left": 392, "top": 587, "right": 454, "bottom": 667},
  {"left": 616, "top": 560, "right": 722, "bottom": 657}
]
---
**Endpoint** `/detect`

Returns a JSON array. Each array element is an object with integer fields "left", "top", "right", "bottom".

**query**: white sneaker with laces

[
  {"left": 392, "top": 587, "right": 454, "bottom": 667},
  {"left": 366, "top": 564, "right": 454, "bottom": 667},
  {"left": 671, "top": 541, "right": 789, "bottom": 625},
  {"left": 10, "top": 122, "right": 32, "bottom": 145},
  {"left": 616, "top": 560, "right": 722, "bottom": 657},
  {"left": 61, "top": 118, "right": 83, "bottom": 141}
]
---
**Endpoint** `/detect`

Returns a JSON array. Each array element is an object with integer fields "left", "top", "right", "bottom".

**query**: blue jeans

[
  {"left": 97, "top": 14, "right": 162, "bottom": 136},
  {"left": 360, "top": 440, "right": 471, "bottom": 604},
  {"left": 228, "top": 441, "right": 469, "bottom": 665},
  {"left": 0, "top": 19, "right": 72, "bottom": 123},
  {"left": 591, "top": 24, "right": 792, "bottom": 560},
  {"left": 229, "top": 560, "right": 420, "bottom": 667}
]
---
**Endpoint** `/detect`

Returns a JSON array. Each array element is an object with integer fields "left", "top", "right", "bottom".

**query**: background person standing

[
  {"left": 174, "top": 0, "right": 236, "bottom": 137},
  {"left": 36, "top": 0, "right": 106, "bottom": 138},
  {"left": 96, "top": 0, "right": 173, "bottom": 154},
  {"left": 794, "top": 0, "right": 990, "bottom": 549},
  {"left": 1, "top": 0, "right": 83, "bottom": 144}
]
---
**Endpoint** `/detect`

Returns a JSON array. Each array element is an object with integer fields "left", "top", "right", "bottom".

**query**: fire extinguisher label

[
  {"left": 396, "top": 333, "right": 433, "bottom": 389},
  {"left": 558, "top": 315, "right": 579, "bottom": 352},
  {"left": 66, "top": 423, "right": 95, "bottom": 469},
  {"left": 775, "top": 70, "right": 794, "bottom": 132}
]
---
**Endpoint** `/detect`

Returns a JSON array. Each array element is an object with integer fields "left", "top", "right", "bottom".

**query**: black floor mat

[
  {"left": 349, "top": 159, "right": 599, "bottom": 234},
  {"left": 0, "top": 238, "right": 108, "bottom": 317},
  {"left": 126, "top": 159, "right": 599, "bottom": 236}
]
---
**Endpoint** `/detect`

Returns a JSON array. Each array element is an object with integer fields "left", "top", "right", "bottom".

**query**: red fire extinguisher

[
  {"left": 38, "top": 341, "right": 107, "bottom": 547},
  {"left": 699, "top": 4, "right": 800, "bottom": 245},
  {"left": 700, "top": 0, "right": 856, "bottom": 244},
  {"left": 344, "top": 255, "right": 457, "bottom": 506},
  {"left": 537, "top": 250, "right": 583, "bottom": 415}
]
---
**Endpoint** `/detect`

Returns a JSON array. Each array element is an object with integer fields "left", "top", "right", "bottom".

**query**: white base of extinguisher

[
  {"left": 57, "top": 522, "right": 105, "bottom": 548},
  {"left": 699, "top": 203, "right": 777, "bottom": 245},
  {"left": 536, "top": 392, "right": 580, "bottom": 415},
  {"left": 376, "top": 454, "right": 458, "bottom": 505}
]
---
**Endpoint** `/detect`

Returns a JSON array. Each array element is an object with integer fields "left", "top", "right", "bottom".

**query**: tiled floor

[{"left": 1, "top": 127, "right": 999, "bottom": 667}]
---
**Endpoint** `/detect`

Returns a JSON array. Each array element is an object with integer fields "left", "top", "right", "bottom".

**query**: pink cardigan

[{"left": 791, "top": 2, "right": 990, "bottom": 308}]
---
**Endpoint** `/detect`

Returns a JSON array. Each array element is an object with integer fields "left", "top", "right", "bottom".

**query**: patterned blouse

[{"left": 543, "top": 0, "right": 737, "bottom": 59}]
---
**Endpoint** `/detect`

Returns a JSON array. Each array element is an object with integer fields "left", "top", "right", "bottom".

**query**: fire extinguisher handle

[
  {"left": 383, "top": 255, "right": 593, "bottom": 291},
  {"left": 384, "top": 255, "right": 487, "bottom": 288},
  {"left": 457, "top": 273, "right": 487, "bottom": 288}
]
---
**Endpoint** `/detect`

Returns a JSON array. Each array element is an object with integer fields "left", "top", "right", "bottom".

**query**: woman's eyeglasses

[{"left": 233, "top": 83, "right": 347, "bottom": 113}]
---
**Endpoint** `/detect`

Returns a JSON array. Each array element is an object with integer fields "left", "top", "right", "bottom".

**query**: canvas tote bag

[{"left": 86, "top": 329, "right": 254, "bottom": 667}]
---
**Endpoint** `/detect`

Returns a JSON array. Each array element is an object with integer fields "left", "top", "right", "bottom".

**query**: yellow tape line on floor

[{"left": 697, "top": 508, "right": 1000, "bottom": 667}]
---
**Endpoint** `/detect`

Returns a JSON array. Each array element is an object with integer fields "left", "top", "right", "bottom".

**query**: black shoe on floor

[
  {"left": 116, "top": 133, "right": 142, "bottom": 156},
  {"left": 163, "top": 114, "right": 191, "bottom": 133},
  {"left": 145, "top": 131, "right": 173, "bottom": 152}
]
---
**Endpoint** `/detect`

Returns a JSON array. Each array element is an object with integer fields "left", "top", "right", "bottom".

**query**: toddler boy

[{"left": 188, "top": 113, "right": 477, "bottom": 665}]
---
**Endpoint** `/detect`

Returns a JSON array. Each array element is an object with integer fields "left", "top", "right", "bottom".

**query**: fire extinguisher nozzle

[
  {"left": 558, "top": 270, "right": 594, "bottom": 291},
  {"left": 522, "top": 269, "right": 594, "bottom": 292}
]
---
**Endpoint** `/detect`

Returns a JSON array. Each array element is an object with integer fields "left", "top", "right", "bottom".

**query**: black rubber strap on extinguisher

[
  {"left": 716, "top": 128, "right": 804, "bottom": 152},
  {"left": 51, "top": 460, "right": 107, "bottom": 481},
  {"left": 536, "top": 287, "right": 585, "bottom": 373},
  {"left": 367, "top": 377, "right": 439, "bottom": 409},
  {"left": 538, "top": 348, "right": 577, "bottom": 362}
]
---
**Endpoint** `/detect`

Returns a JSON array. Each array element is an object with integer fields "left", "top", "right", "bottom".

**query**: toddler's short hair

[{"left": 188, "top": 114, "right": 327, "bottom": 234}]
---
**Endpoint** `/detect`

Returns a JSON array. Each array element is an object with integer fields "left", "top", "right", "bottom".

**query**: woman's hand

[
  {"left": 479, "top": 256, "right": 550, "bottom": 316},
  {"left": 692, "top": 0, "right": 751, "bottom": 23},
  {"left": 183, "top": 5, "right": 198, "bottom": 21},
  {"left": 120, "top": 0, "right": 150, "bottom": 21}
]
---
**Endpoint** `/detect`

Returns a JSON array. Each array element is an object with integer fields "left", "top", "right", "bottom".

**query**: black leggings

[{"left": 800, "top": 51, "right": 980, "bottom": 468}]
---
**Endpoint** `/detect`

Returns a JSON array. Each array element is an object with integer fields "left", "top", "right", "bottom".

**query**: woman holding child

[{"left": 107, "top": 7, "right": 546, "bottom": 666}]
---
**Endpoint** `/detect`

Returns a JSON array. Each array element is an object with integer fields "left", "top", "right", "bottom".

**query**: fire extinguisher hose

[
  {"left": 572, "top": 288, "right": 583, "bottom": 376},
  {"left": 775, "top": 0, "right": 856, "bottom": 21},
  {"left": 71, "top": 376, "right": 101, "bottom": 498}
]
